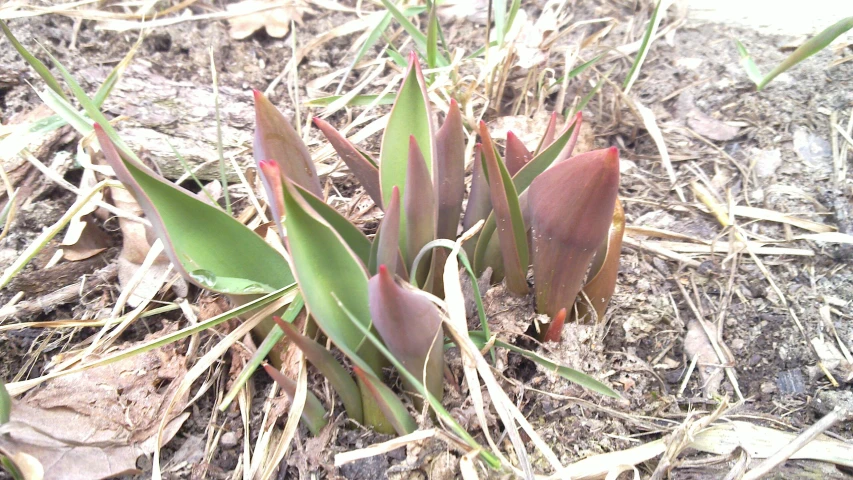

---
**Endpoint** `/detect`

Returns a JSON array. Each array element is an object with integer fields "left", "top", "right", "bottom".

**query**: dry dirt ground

[{"left": 1, "top": 0, "right": 852, "bottom": 479}]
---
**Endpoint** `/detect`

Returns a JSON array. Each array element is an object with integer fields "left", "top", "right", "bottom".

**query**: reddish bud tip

[
  {"left": 507, "top": 130, "right": 517, "bottom": 141},
  {"left": 542, "top": 307, "right": 567, "bottom": 343},
  {"left": 378, "top": 264, "right": 389, "bottom": 275},
  {"left": 408, "top": 51, "right": 418, "bottom": 63},
  {"left": 93, "top": 123, "right": 104, "bottom": 132},
  {"left": 252, "top": 89, "right": 262, "bottom": 101}
]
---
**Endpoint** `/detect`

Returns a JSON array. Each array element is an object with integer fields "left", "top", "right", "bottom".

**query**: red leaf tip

[
  {"left": 507, "top": 130, "right": 517, "bottom": 141},
  {"left": 407, "top": 51, "right": 418, "bottom": 63},
  {"left": 252, "top": 89, "right": 263, "bottom": 101},
  {"left": 378, "top": 264, "right": 389, "bottom": 275},
  {"left": 93, "top": 123, "right": 104, "bottom": 132}
]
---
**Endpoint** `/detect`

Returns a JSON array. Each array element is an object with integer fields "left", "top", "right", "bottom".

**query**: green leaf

[
  {"left": 529, "top": 148, "right": 620, "bottom": 317},
  {"left": 1, "top": 20, "right": 68, "bottom": 102},
  {"left": 353, "top": 367, "right": 417, "bottom": 435},
  {"left": 426, "top": 3, "right": 439, "bottom": 70},
  {"left": 462, "top": 144, "right": 491, "bottom": 258},
  {"left": 494, "top": 0, "right": 507, "bottom": 46},
  {"left": 467, "top": 331, "right": 621, "bottom": 398},
  {"left": 262, "top": 364, "right": 328, "bottom": 435},
  {"left": 380, "top": 54, "right": 434, "bottom": 244},
  {"left": 297, "top": 184, "right": 372, "bottom": 265},
  {"left": 273, "top": 316, "right": 364, "bottom": 424},
  {"left": 314, "top": 118, "right": 383, "bottom": 208},
  {"left": 369, "top": 265, "right": 444, "bottom": 402},
  {"left": 477, "top": 122, "right": 529, "bottom": 295},
  {"left": 95, "top": 125, "right": 294, "bottom": 294},
  {"left": 253, "top": 90, "right": 323, "bottom": 198}
]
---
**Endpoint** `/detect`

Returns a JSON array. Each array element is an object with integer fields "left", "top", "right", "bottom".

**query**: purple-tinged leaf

[
  {"left": 258, "top": 159, "right": 285, "bottom": 233},
  {"left": 272, "top": 316, "right": 364, "bottom": 424},
  {"left": 533, "top": 112, "right": 558, "bottom": 156},
  {"left": 505, "top": 131, "right": 532, "bottom": 176},
  {"left": 573, "top": 199, "right": 625, "bottom": 323},
  {"left": 94, "top": 124, "right": 293, "bottom": 295},
  {"left": 313, "top": 117, "right": 383, "bottom": 208},
  {"left": 353, "top": 366, "right": 417, "bottom": 435},
  {"left": 462, "top": 144, "right": 491, "bottom": 257},
  {"left": 473, "top": 113, "right": 582, "bottom": 279},
  {"left": 369, "top": 265, "right": 444, "bottom": 402},
  {"left": 429, "top": 100, "right": 465, "bottom": 296},
  {"left": 262, "top": 363, "right": 327, "bottom": 435},
  {"left": 375, "top": 186, "right": 407, "bottom": 278},
  {"left": 529, "top": 147, "right": 620, "bottom": 318},
  {"left": 554, "top": 112, "right": 584, "bottom": 164},
  {"left": 541, "top": 307, "right": 567, "bottom": 343},
  {"left": 253, "top": 90, "right": 323, "bottom": 199},
  {"left": 434, "top": 99, "right": 465, "bottom": 241},
  {"left": 403, "top": 136, "right": 435, "bottom": 271},
  {"left": 479, "top": 122, "right": 529, "bottom": 295}
]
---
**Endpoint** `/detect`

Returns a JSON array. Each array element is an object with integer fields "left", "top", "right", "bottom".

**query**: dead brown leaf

[
  {"left": 226, "top": 0, "right": 313, "bottom": 40},
  {"left": 683, "top": 318, "right": 732, "bottom": 397},
  {"left": 686, "top": 109, "right": 740, "bottom": 141},
  {"left": 0, "top": 339, "right": 190, "bottom": 479}
]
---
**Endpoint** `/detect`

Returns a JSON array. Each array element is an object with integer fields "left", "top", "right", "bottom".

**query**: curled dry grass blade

[
  {"left": 529, "top": 147, "right": 620, "bottom": 318},
  {"left": 253, "top": 90, "right": 322, "bottom": 198},
  {"left": 574, "top": 199, "right": 625, "bottom": 323},
  {"left": 369, "top": 265, "right": 444, "bottom": 402}
]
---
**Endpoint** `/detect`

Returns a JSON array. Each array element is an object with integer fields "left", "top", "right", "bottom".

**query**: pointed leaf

[
  {"left": 505, "top": 131, "right": 532, "bottom": 176},
  {"left": 353, "top": 367, "right": 417, "bottom": 435},
  {"left": 478, "top": 122, "right": 529, "bottom": 295},
  {"left": 376, "top": 186, "right": 406, "bottom": 278},
  {"left": 473, "top": 113, "right": 581, "bottom": 277},
  {"left": 529, "top": 147, "right": 620, "bottom": 317},
  {"left": 403, "top": 136, "right": 436, "bottom": 269},
  {"left": 574, "top": 199, "right": 625, "bottom": 323},
  {"left": 434, "top": 99, "right": 465, "bottom": 242},
  {"left": 462, "top": 144, "right": 491, "bottom": 258},
  {"left": 369, "top": 265, "right": 444, "bottom": 401},
  {"left": 1, "top": 20, "right": 68, "bottom": 103},
  {"left": 313, "top": 118, "right": 383, "bottom": 208},
  {"left": 280, "top": 175, "right": 372, "bottom": 360},
  {"left": 380, "top": 54, "right": 435, "bottom": 225},
  {"left": 95, "top": 125, "right": 293, "bottom": 294},
  {"left": 272, "top": 316, "right": 364, "bottom": 424},
  {"left": 258, "top": 159, "right": 286, "bottom": 233},
  {"left": 254, "top": 90, "right": 322, "bottom": 198},
  {"left": 533, "top": 114, "right": 557, "bottom": 156},
  {"left": 262, "top": 364, "right": 328, "bottom": 435}
]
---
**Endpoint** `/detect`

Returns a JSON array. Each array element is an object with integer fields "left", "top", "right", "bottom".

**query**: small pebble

[{"left": 220, "top": 432, "right": 238, "bottom": 447}]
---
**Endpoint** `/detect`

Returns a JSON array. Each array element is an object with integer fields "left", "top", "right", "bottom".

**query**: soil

[{"left": 1, "top": 1, "right": 852, "bottom": 479}]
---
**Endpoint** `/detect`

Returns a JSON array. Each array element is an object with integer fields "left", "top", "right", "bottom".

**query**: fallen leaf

[
  {"left": 226, "top": 0, "right": 313, "bottom": 40},
  {"left": 686, "top": 108, "right": 740, "bottom": 141},
  {"left": 683, "top": 318, "right": 732, "bottom": 397},
  {"left": 0, "top": 337, "right": 190, "bottom": 480}
]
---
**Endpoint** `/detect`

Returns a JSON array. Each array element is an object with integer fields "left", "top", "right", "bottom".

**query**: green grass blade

[
  {"left": 494, "top": 0, "right": 507, "bottom": 45},
  {"left": 735, "top": 40, "right": 764, "bottom": 86},
  {"left": 757, "top": 16, "right": 853, "bottom": 90},
  {"left": 0, "top": 380, "right": 9, "bottom": 424},
  {"left": 570, "top": 70, "right": 608, "bottom": 117},
  {"left": 262, "top": 363, "right": 328, "bottom": 435},
  {"left": 622, "top": 0, "right": 664, "bottom": 93},
  {"left": 1, "top": 20, "right": 68, "bottom": 102},
  {"left": 306, "top": 93, "right": 396, "bottom": 107},
  {"left": 379, "top": 0, "right": 449, "bottom": 67},
  {"left": 467, "top": 331, "right": 621, "bottom": 398},
  {"left": 426, "top": 2, "right": 439, "bottom": 70}
]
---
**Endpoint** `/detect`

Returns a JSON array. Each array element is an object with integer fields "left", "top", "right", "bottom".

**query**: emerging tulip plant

[{"left": 19, "top": 38, "right": 622, "bottom": 439}]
